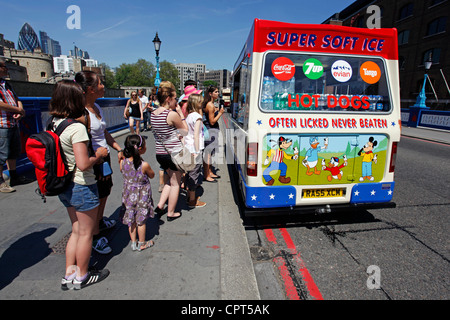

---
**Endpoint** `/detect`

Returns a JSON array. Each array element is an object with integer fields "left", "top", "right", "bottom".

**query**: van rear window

[{"left": 261, "top": 53, "right": 392, "bottom": 112}]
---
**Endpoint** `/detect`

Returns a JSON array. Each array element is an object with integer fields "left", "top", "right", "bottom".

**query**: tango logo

[{"left": 360, "top": 61, "right": 381, "bottom": 84}]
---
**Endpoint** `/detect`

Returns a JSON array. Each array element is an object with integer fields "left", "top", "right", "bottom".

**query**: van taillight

[
  {"left": 247, "top": 143, "right": 258, "bottom": 176},
  {"left": 389, "top": 142, "right": 398, "bottom": 172}
]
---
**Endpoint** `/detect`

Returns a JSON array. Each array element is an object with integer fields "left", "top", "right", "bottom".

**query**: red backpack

[{"left": 26, "top": 118, "right": 77, "bottom": 202}]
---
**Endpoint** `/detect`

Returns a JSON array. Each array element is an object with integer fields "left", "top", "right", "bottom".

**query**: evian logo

[
  {"left": 331, "top": 60, "right": 352, "bottom": 83},
  {"left": 272, "top": 57, "right": 295, "bottom": 81}
]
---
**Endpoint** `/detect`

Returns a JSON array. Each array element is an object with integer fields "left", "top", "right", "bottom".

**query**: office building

[
  {"left": 197, "top": 69, "right": 231, "bottom": 94},
  {"left": 175, "top": 63, "right": 206, "bottom": 92},
  {"left": 39, "top": 31, "right": 62, "bottom": 57},
  {"left": 18, "top": 23, "right": 41, "bottom": 52},
  {"left": 70, "top": 46, "right": 89, "bottom": 59},
  {"left": 323, "top": 0, "right": 450, "bottom": 109}
]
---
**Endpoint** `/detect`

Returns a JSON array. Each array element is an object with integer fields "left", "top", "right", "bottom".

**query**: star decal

[
  {"left": 251, "top": 195, "right": 257, "bottom": 201},
  {"left": 388, "top": 190, "right": 393, "bottom": 195},
  {"left": 269, "top": 194, "right": 275, "bottom": 200},
  {"left": 354, "top": 190, "right": 360, "bottom": 196},
  {"left": 370, "top": 190, "right": 376, "bottom": 196},
  {"left": 391, "top": 121, "right": 396, "bottom": 127},
  {"left": 288, "top": 193, "right": 294, "bottom": 199},
  {"left": 256, "top": 120, "right": 262, "bottom": 126}
]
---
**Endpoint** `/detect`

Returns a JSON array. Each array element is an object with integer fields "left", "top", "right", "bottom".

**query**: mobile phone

[{"left": 102, "top": 162, "right": 112, "bottom": 176}]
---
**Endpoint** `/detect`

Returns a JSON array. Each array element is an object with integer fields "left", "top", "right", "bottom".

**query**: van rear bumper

[
  {"left": 241, "top": 181, "right": 396, "bottom": 216},
  {"left": 243, "top": 200, "right": 396, "bottom": 217}
]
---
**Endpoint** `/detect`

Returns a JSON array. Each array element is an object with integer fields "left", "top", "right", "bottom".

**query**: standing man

[
  {"left": 0, "top": 57, "right": 32, "bottom": 192},
  {"left": 138, "top": 89, "right": 150, "bottom": 131}
]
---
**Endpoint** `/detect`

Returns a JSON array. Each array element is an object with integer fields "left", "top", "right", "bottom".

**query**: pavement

[
  {"left": 401, "top": 125, "right": 450, "bottom": 145},
  {"left": 0, "top": 119, "right": 259, "bottom": 301},
  {"left": 0, "top": 121, "right": 447, "bottom": 301}
]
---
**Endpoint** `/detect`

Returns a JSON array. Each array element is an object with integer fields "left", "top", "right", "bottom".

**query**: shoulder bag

[{"left": 151, "top": 128, "right": 197, "bottom": 173}]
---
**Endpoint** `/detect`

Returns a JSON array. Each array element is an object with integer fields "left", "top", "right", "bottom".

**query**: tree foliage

[{"left": 102, "top": 59, "right": 179, "bottom": 91}]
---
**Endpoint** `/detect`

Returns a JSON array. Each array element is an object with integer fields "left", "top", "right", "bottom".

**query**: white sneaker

[{"left": 0, "top": 182, "right": 15, "bottom": 193}]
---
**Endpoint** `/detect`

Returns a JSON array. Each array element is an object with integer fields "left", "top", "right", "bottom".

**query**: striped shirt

[
  {"left": 267, "top": 149, "right": 292, "bottom": 163},
  {"left": 0, "top": 79, "right": 19, "bottom": 128},
  {"left": 150, "top": 109, "right": 182, "bottom": 155}
]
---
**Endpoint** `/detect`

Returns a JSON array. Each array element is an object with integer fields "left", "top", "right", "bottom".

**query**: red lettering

[
  {"left": 301, "top": 95, "right": 313, "bottom": 108},
  {"left": 328, "top": 95, "right": 337, "bottom": 108},
  {"left": 361, "top": 96, "right": 370, "bottom": 109},
  {"left": 269, "top": 118, "right": 275, "bottom": 128},
  {"left": 351, "top": 96, "right": 361, "bottom": 109},
  {"left": 288, "top": 94, "right": 299, "bottom": 108},
  {"left": 339, "top": 96, "right": 350, "bottom": 109}
]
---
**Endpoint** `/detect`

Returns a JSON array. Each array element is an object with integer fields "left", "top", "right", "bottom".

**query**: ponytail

[{"left": 123, "top": 134, "right": 144, "bottom": 170}]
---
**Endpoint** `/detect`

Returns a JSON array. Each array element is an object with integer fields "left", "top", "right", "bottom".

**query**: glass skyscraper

[
  {"left": 18, "top": 23, "right": 41, "bottom": 52},
  {"left": 39, "top": 31, "right": 62, "bottom": 57}
]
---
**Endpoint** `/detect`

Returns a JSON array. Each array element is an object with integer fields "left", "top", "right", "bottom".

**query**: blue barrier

[
  {"left": 11, "top": 97, "right": 130, "bottom": 175},
  {"left": 401, "top": 108, "right": 450, "bottom": 131}
]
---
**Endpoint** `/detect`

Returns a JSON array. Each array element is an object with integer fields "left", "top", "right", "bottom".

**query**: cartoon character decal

[
  {"left": 263, "top": 136, "right": 299, "bottom": 185},
  {"left": 302, "top": 136, "right": 328, "bottom": 175},
  {"left": 261, "top": 134, "right": 387, "bottom": 186},
  {"left": 322, "top": 155, "right": 348, "bottom": 181},
  {"left": 358, "top": 136, "right": 378, "bottom": 181}
]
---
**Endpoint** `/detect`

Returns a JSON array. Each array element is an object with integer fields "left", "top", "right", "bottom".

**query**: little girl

[
  {"left": 120, "top": 134, "right": 155, "bottom": 251},
  {"left": 184, "top": 94, "right": 206, "bottom": 208}
]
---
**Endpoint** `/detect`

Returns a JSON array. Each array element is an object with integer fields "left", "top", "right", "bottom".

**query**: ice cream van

[{"left": 225, "top": 19, "right": 400, "bottom": 216}]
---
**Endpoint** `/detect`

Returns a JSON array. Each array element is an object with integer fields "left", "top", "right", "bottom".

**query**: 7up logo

[{"left": 303, "top": 58, "right": 324, "bottom": 80}]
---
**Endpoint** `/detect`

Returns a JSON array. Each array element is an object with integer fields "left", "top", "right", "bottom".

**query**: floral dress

[{"left": 120, "top": 158, "right": 154, "bottom": 226}]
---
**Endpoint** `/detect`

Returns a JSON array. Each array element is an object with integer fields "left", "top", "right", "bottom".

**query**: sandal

[
  {"left": 131, "top": 241, "right": 138, "bottom": 251},
  {"left": 137, "top": 240, "right": 154, "bottom": 252}
]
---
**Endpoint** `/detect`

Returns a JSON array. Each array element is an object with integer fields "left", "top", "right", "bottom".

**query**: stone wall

[{"left": 9, "top": 80, "right": 125, "bottom": 97}]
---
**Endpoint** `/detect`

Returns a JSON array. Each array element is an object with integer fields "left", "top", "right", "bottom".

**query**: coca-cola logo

[{"left": 271, "top": 57, "right": 295, "bottom": 81}]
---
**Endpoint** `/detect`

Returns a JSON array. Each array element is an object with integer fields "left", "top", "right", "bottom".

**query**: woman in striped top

[{"left": 151, "top": 85, "right": 187, "bottom": 221}]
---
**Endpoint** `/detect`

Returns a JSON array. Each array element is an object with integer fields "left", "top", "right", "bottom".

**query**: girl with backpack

[
  {"left": 120, "top": 134, "right": 155, "bottom": 251},
  {"left": 49, "top": 80, "right": 110, "bottom": 290}
]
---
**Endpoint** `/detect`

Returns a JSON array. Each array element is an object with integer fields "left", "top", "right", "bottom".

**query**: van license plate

[{"left": 302, "top": 188, "right": 344, "bottom": 198}]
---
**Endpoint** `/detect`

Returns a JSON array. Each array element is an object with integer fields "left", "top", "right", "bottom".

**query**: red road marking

[{"left": 264, "top": 228, "right": 323, "bottom": 300}]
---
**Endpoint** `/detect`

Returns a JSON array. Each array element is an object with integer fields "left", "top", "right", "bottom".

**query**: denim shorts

[
  {"left": 0, "top": 126, "right": 21, "bottom": 166},
  {"left": 58, "top": 182, "right": 100, "bottom": 212}
]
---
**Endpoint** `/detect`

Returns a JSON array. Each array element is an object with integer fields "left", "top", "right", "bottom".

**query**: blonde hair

[
  {"left": 159, "top": 81, "right": 175, "bottom": 90},
  {"left": 130, "top": 91, "right": 138, "bottom": 101},
  {"left": 157, "top": 86, "right": 175, "bottom": 106},
  {"left": 187, "top": 94, "right": 203, "bottom": 114}
]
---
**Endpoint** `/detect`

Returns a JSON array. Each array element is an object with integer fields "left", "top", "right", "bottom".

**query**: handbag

[
  {"left": 203, "top": 124, "right": 210, "bottom": 141},
  {"left": 151, "top": 128, "right": 197, "bottom": 173}
]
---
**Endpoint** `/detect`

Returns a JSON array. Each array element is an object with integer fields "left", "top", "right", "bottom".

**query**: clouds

[{"left": 83, "top": 17, "right": 133, "bottom": 38}]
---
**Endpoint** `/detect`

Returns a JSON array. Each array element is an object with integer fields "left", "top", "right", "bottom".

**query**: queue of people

[
  {"left": 38, "top": 77, "right": 224, "bottom": 290},
  {"left": 1, "top": 66, "right": 224, "bottom": 290}
]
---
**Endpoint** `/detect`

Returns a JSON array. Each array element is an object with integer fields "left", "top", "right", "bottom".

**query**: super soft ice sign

[
  {"left": 253, "top": 21, "right": 397, "bottom": 60},
  {"left": 267, "top": 32, "right": 384, "bottom": 53}
]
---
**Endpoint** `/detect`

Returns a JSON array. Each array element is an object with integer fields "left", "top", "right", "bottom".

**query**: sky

[{"left": 0, "top": 0, "right": 356, "bottom": 71}]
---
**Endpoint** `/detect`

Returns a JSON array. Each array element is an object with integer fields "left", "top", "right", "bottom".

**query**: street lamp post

[
  {"left": 413, "top": 53, "right": 433, "bottom": 109},
  {"left": 153, "top": 32, "right": 162, "bottom": 88},
  {"left": 408, "top": 53, "right": 433, "bottom": 127}
]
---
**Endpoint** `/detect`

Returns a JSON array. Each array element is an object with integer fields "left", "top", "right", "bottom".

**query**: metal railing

[{"left": 14, "top": 97, "right": 129, "bottom": 174}]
